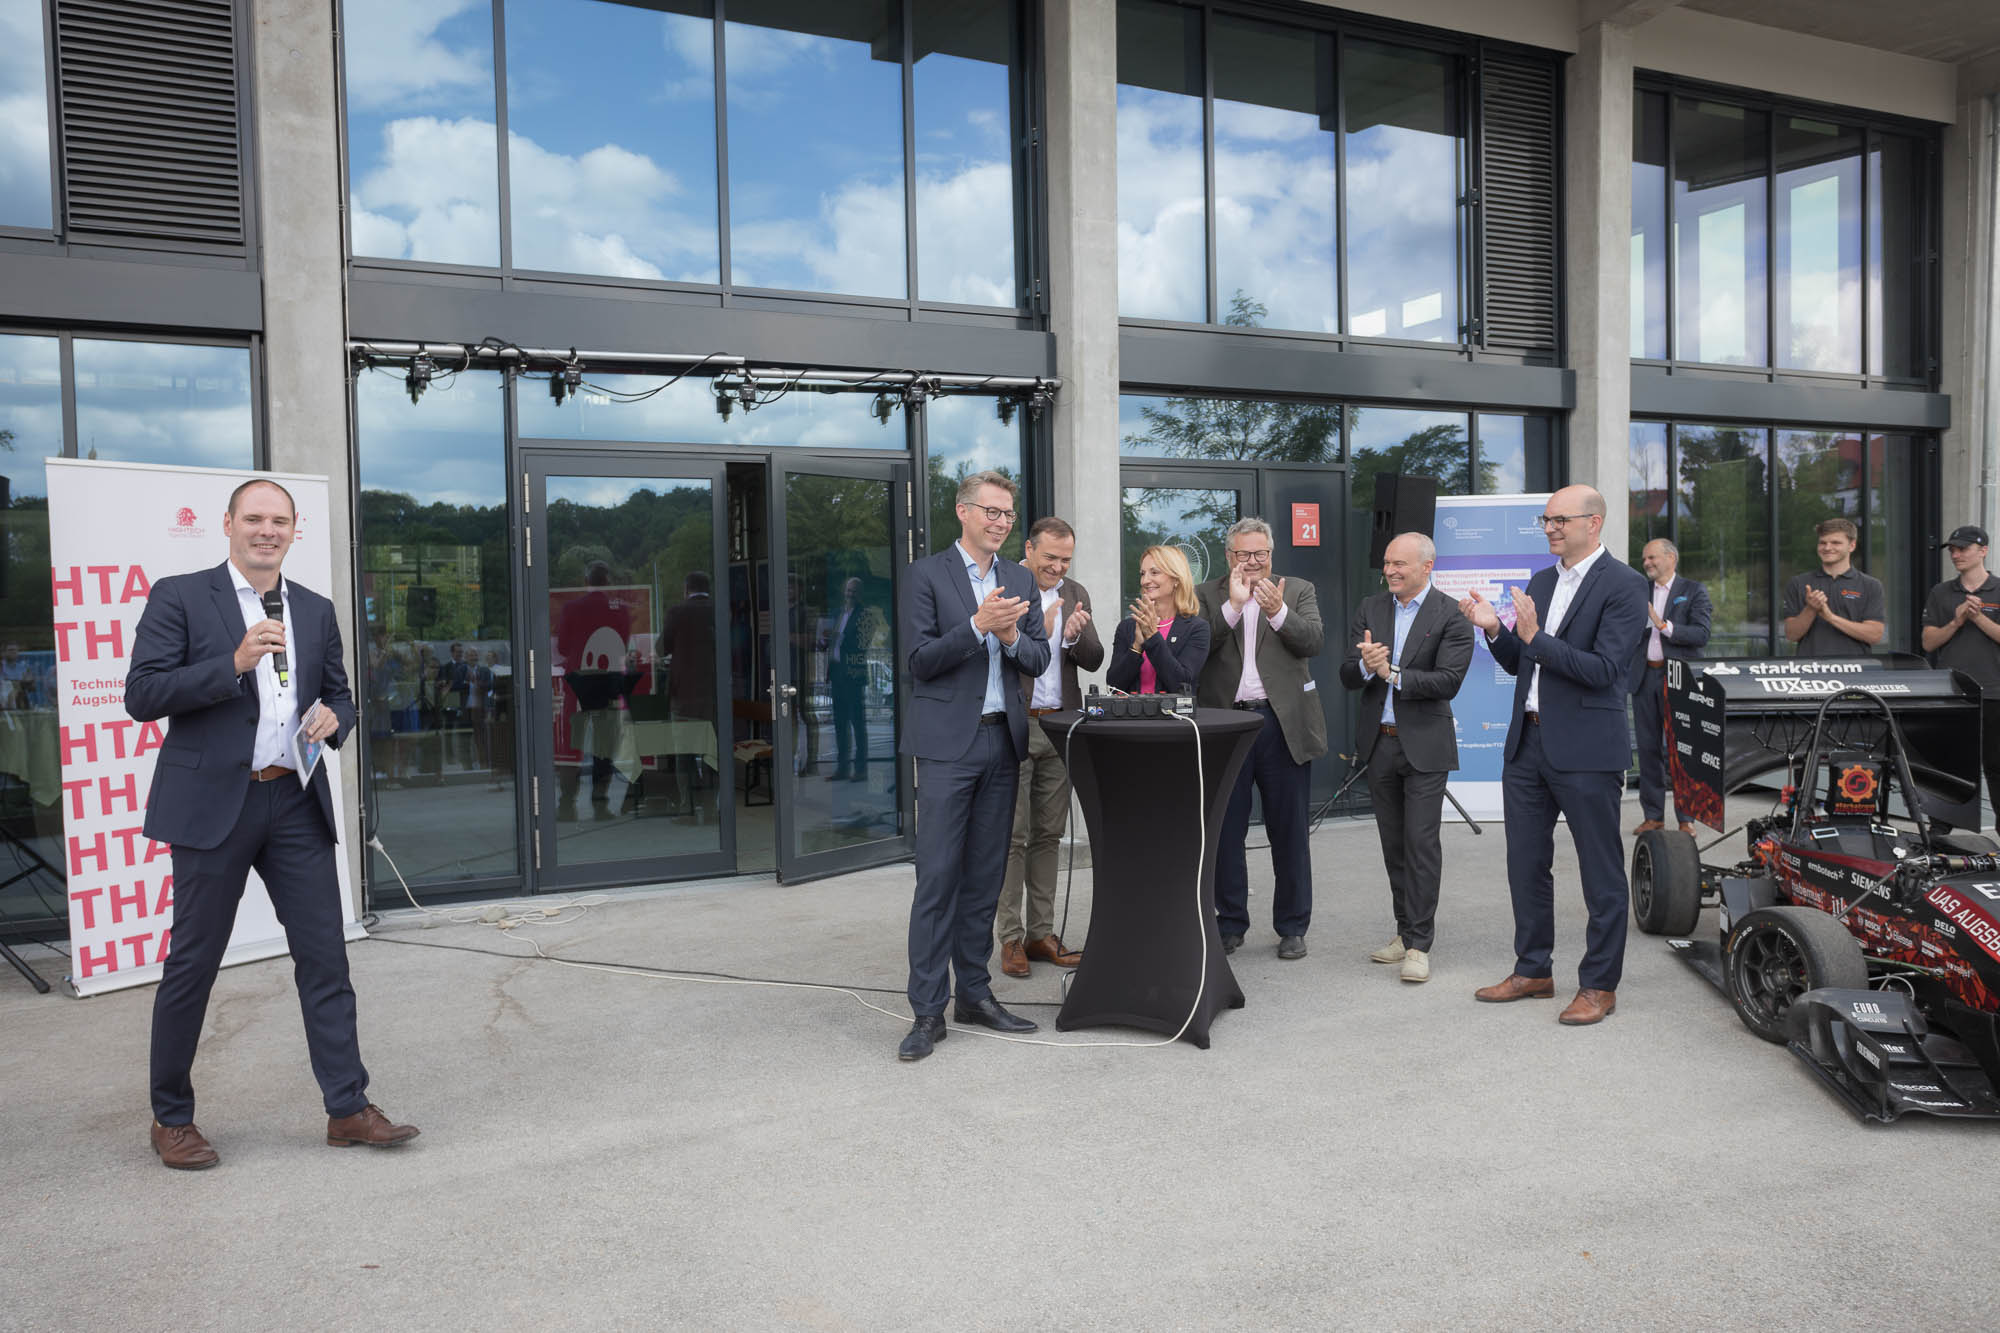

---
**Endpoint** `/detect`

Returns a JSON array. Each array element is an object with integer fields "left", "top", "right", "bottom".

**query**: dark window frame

[
  {"left": 335, "top": 0, "right": 1045, "bottom": 323},
  {"left": 1632, "top": 70, "right": 1942, "bottom": 392}
]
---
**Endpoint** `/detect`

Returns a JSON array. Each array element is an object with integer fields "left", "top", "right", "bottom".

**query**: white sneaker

[
  {"left": 1400, "top": 949, "right": 1430, "bottom": 983},
  {"left": 1369, "top": 936, "right": 1407, "bottom": 964}
]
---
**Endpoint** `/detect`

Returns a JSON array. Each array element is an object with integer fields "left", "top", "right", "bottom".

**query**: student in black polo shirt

[
  {"left": 1922, "top": 524, "right": 2000, "bottom": 827},
  {"left": 1781, "top": 517, "right": 1886, "bottom": 657}
]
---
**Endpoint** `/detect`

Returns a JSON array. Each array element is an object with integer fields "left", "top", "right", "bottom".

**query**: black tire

[
  {"left": 1631, "top": 828, "right": 1702, "bottom": 936},
  {"left": 1724, "top": 906, "right": 1868, "bottom": 1044}
]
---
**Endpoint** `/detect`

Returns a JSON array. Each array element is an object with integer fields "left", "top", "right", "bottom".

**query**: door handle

[{"left": 776, "top": 678, "right": 796, "bottom": 718}]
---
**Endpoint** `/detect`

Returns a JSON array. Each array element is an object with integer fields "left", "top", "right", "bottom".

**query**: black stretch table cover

[{"left": 1040, "top": 708, "right": 1262, "bottom": 1048}]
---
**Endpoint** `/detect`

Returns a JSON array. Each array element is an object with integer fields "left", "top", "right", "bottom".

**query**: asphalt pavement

[{"left": 5, "top": 799, "right": 1996, "bottom": 1331}]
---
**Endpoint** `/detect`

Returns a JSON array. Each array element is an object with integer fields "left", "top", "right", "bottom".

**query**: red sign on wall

[{"left": 1291, "top": 502, "right": 1321, "bottom": 547}]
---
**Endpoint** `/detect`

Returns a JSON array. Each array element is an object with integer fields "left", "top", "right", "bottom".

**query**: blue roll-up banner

[{"left": 1430, "top": 494, "right": 1555, "bottom": 820}]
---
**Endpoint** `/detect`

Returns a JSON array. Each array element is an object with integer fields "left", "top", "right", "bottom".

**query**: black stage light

[{"left": 405, "top": 353, "right": 435, "bottom": 404}]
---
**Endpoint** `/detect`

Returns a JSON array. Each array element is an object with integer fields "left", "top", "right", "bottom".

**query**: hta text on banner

[
  {"left": 1429, "top": 494, "right": 1556, "bottom": 820},
  {"left": 46, "top": 460, "right": 357, "bottom": 997}
]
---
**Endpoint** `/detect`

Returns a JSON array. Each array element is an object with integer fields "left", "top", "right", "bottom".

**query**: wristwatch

[{"left": 1388, "top": 666, "right": 1402, "bottom": 689}]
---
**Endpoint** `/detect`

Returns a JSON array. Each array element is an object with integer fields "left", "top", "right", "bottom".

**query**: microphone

[{"left": 261, "top": 586, "right": 289, "bottom": 688}]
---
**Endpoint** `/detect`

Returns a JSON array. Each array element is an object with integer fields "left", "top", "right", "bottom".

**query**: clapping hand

[
  {"left": 1252, "top": 576, "right": 1285, "bottom": 618},
  {"left": 1648, "top": 605, "right": 1669, "bottom": 631},
  {"left": 973, "top": 589, "right": 1027, "bottom": 643},
  {"left": 1044, "top": 599, "right": 1062, "bottom": 640},
  {"left": 1805, "top": 586, "right": 1831, "bottom": 617},
  {"left": 1510, "top": 587, "right": 1538, "bottom": 641},
  {"left": 1062, "top": 605, "right": 1092, "bottom": 643},
  {"left": 1957, "top": 594, "right": 1982, "bottom": 624},
  {"left": 1357, "top": 629, "right": 1392, "bottom": 680},
  {"left": 1458, "top": 589, "right": 1501, "bottom": 634},
  {"left": 1129, "top": 598, "right": 1160, "bottom": 644},
  {"left": 1227, "top": 563, "right": 1258, "bottom": 611}
]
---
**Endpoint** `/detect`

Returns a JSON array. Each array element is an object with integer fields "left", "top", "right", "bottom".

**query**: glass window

[
  {"left": 517, "top": 372, "right": 899, "bottom": 448},
  {"left": 1774, "top": 429, "right": 1861, "bottom": 588},
  {"left": 1775, "top": 117, "right": 1862, "bottom": 372},
  {"left": 913, "top": 0, "right": 1018, "bottom": 306},
  {"left": 1343, "top": 40, "right": 1460, "bottom": 342},
  {"left": 1116, "top": 0, "right": 1205, "bottom": 322},
  {"left": 1868, "top": 433, "right": 1916, "bottom": 653},
  {"left": 1211, "top": 14, "right": 1336, "bottom": 333},
  {"left": 0, "top": 1, "right": 52, "bottom": 230},
  {"left": 1627, "top": 420, "right": 1670, "bottom": 566},
  {"left": 1121, "top": 483, "right": 1238, "bottom": 596},
  {"left": 924, "top": 394, "right": 1023, "bottom": 558},
  {"left": 344, "top": 0, "right": 501, "bottom": 265},
  {"left": 1870, "top": 134, "right": 1924, "bottom": 379},
  {"left": 355, "top": 367, "right": 519, "bottom": 888},
  {"left": 1348, "top": 407, "right": 1469, "bottom": 608},
  {"left": 1117, "top": 392, "right": 1339, "bottom": 463},
  {"left": 72, "top": 341, "right": 254, "bottom": 469},
  {"left": 503, "top": 0, "right": 718, "bottom": 282},
  {"left": 1631, "top": 90, "right": 1668, "bottom": 359},
  {"left": 0, "top": 334, "right": 61, "bottom": 928},
  {"left": 1674, "top": 99, "right": 1768, "bottom": 366},
  {"left": 1676, "top": 424, "right": 1770, "bottom": 655},
  {"left": 724, "top": 0, "right": 906, "bottom": 297},
  {"left": 1475, "top": 414, "right": 1553, "bottom": 496}
]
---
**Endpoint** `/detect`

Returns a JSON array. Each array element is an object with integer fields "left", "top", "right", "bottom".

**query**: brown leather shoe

[
  {"left": 999, "top": 938, "right": 1030, "bottom": 978},
  {"left": 1559, "top": 989, "right": 1618, "bottom": 1026},
  {"left": 1024, "top": 934, "right": 1082, "bottom": 968},
  {"left": 1678, "top": 821, "right": 1696, "bottom": 835},
  {"left": 151, "top": 1121, "right": 220, "bottom": 1170},
  {"left": 1632, "top": 819, "right": 1665, "bottom": 834},
  {"left": 1473, "top": 974, "right": 1556, "bottom": 1003},
  {"left": 326, "top": 1104, "right": 421, "bottom": 1148}
]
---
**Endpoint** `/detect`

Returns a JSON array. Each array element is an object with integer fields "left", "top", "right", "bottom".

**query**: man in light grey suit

[
  {"left": 896, "top": 471, "right": 1051, "bottom": 1062},
  {"left": 1339, "top": 532, "right": 1474, "bottom": 983},
  {"left": 1196, "top": 517, "right": 1327, "bottom": 960}
]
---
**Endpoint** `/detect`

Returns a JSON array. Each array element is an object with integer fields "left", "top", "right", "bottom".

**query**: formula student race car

[{"left": 1631, "top": 655, "right": 2000, "bottom": 1122}]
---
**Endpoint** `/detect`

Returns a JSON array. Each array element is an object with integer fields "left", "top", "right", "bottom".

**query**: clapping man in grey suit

[
  {"left": 896, "top": 471, "right": 1051, "bottom": 1061},
  {"left": 1339, "top": 532, "right": 1474, "bottom": 983}
]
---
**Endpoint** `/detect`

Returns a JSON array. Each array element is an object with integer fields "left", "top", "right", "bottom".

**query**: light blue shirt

[
  {"left": 957, "top": 541, "right": 1019, "bottom": 715},
  {"left": 1381, "top": 585, "right": 1427, "bottom": 726}
]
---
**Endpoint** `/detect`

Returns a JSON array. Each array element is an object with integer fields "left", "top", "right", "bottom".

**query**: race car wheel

[
  {"left": 1631, "top": 828, "right": 1702, "bottom": 936},
  {"left": 1724, "top": 906, "right": 1868, "bottom": 1045}
]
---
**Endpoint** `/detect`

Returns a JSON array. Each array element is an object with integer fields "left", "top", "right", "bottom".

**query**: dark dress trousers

[
  {"left": 1193, "top": 575, "right": 1327, "bottom": 940},
  {"left": 1488, "top": 553, "right": 1650, "bottom": 992},
  {"left": 1628, "top": 576, "right": 1712, "bottom": 823},
  {"left": 1338, "top": 587, "right": 1474, "bottom": 952},
  {"left": 898, "top": 545, "right": 1050, "bottom": 1016},
  {"left": 1105, "top": 613, "right": 1210, "bottom": 693},
  {"left": 124, "top": 562, "right": 361, "bottom": 1125}
]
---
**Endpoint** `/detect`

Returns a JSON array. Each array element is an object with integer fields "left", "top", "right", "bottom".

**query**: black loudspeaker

[{"left": 1368, "top": 473, "right": 1437, "bottom": 569}]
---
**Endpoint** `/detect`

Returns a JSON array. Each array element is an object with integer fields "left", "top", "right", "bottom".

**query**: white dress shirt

[
  {"left": 1221, "top": 592, "right": 1290, "bottom": 703},
  {"left": 1647, "top": 581, "right": 1674, "bottom": 660},
  {"left": 1526, "top": 544, "right": 1607, "bottom": 713},
  {"left": 228, "top": 562, "right": 300, "bottom": 770},
  {"left": 1030, "top": 581, "right": 1067, "bottom": 709}
]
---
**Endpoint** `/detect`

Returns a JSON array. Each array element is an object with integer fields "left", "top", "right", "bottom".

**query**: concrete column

[
  {"left": 1939, "top": 90, "right": 1999, "bottom": 543},
  {"left": 249, "top": 0, "right": 362, "bottom": 904},
  {"left": 1562, "top": 22, "right": 1635, "bottom": 560},
  {"left": 1043, "top": 0, "right": 1122, "bottom": 668}
]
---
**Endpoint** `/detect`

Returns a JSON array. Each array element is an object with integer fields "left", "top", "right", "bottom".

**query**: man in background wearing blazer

[
  {"left": 126, "top": 479, "right": 417, "bottom": 1169},
  {"left": 1630, "top": 538, "right": 1712, "bottom": 834},
  {"left": 1197, "top": 517, "right": 1327, "bottom": 960},
  {"left": 1339, "top": 532, "right": 1474, "bottom": 984},
  {"left": 896, "top": 471, "right": 1051, "bottom": 1061},
  {"left": 998, "top": 516, "right": 1104, "bottom": 978},
  {"left": 1459, "top": 485, "right": 1649, "bottom": 1026}
]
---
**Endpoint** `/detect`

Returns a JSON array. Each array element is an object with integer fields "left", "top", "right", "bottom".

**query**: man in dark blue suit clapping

[
  {"left": 895, "top": 471, "right": 1051, "bottom": 1061},
  {"left": 1459, "top": 486, "right": 1649, "bottom": 1027}
]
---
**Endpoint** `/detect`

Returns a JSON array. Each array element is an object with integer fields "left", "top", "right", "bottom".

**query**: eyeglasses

[
  {"left": 1534, "top": 513, "right": 1597, "bottom": 532},
  {"left": 1227, "top": 549, "right": 1272, "bottom": 565},
  {"left": 961, "top": 504, "right": 1017, "bottom": 524}
]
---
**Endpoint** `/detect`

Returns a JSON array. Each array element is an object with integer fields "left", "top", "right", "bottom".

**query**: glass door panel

[
  {"left": 771, "top": 458, "right": 912, "bottom": 882},
  {"left": 525, "top": 454, "right": 732, "bottom": 888},
  {"left": 1118, "top": 465, "right": 1257, "bottom": 602}
]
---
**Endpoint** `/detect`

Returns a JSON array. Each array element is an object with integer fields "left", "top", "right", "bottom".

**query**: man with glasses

[
  {"left": 1196, "top": 517, "right": 1327, "bottom": 960},
  {"left": 895, "top": 471, "right": 1050, "bottom": 1061},
  {"left": 1459, "top": 486, "right": 1648, "bottom": 1026}
]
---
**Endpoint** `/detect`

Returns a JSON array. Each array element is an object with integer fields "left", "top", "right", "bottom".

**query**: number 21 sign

[{"left": 1291, "top": 502, "right": 1320, "bottom": 547}]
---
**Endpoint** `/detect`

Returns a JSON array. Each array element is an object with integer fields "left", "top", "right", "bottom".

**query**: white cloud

[
  {"left": 342, "top": 0, "right": 491, "bottom": 112},
  {"left": 352, "top": 115, "right": 500, "bottom": 264},
  {"left": 0, "top": 2, "right": 52, "bottom": 224},
  {"left": 917, "top": 161, "right": 1015, "bottom": 305}
]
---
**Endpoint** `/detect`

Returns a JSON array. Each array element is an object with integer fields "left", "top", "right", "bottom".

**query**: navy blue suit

[
  {"left": 1488, "top": 551, "right": 1650, "bottom": 991},
  {"left": 899, "top": 544, "right": 1050, "bottom": 1016},
  {"left": 1629, "top": 575, "right": 1713, "bottom": 823},
  {"left": 126, "top": 562, "right": 364, "bottom": 1124}
]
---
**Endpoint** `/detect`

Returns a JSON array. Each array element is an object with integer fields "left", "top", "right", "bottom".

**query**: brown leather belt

[
  {"left": 1028, "top": 707, "right": 1062, "bottom": 717},
  {"left": 1522, "top": 711, "right": 1541, "bottom": 725},
  {"left": 1379, "top": 724, "right": 1398, "bottom": 737},
  {"left": 1646, "top": 658, "right": 1666, "bottom": 669},
  {"left": 251, "top": 764, "right": 295, "bottom": 782}
]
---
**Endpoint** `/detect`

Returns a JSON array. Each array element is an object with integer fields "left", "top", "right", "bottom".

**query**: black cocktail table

[{"left": 1039, "top": 708, "right": 1263, "bottom": 1048}]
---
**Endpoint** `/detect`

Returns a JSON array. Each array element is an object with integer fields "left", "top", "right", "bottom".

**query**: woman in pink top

[{"left": 1108, "top": 544, "right": 1210, "bottom": 694}]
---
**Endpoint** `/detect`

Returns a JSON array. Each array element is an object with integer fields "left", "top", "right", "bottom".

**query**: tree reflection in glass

[{"left": 1675, "top": 424, "right": 1770, "bottom": 654}]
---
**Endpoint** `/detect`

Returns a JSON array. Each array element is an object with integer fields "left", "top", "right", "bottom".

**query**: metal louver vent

[
  {"left": 54, "top": 0, "right": 245, "bottom": 245},
  {"left": 1478, "top": 54, "right": 1558, "bottom": 355}
]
